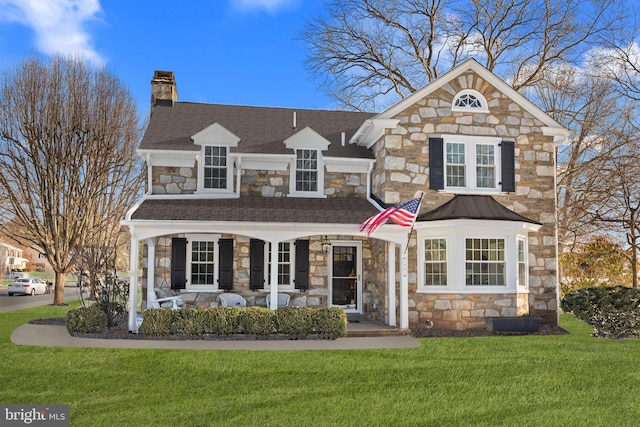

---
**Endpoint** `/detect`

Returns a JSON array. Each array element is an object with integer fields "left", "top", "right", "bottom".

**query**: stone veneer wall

[
  {"left": 144, "top": 235, "right": 375, "bottom": 310},
  {"left": 151, "top": 165, "right": 369, "bottom": 199},
  {"left": 371, "top": 69, "right": 558, "bottom": 328},
  {"left": 152, "top": 166, "right": 197, "bottom": 195}
]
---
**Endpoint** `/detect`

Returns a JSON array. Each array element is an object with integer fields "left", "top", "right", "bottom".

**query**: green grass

[{"left": 1, "top": 307, "right": 640, "bottom": 427}]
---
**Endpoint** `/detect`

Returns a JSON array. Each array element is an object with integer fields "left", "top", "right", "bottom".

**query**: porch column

[
  {"left": 269, "top": 240, "right": 279, "bottom": 310},
  {"left": 127, "top": 234, "right": 139, "bottom": 333},
  {"left": 400, "top": 250, "right": 409, "bottom": 330},
  {"left": 145, "top": 238, "right": 156, "bottom": 308},
  {"left": 387, "top": 242, "right": 396, "bottom": 326}
]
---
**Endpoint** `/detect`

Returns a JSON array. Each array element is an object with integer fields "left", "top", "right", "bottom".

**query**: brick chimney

[{"left": 151, "top": 70, "right": 178, "bottom": 107}]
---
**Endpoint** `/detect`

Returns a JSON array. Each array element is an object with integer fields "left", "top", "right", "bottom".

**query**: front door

[{"left": 330, "top": 242, "right": 362, "bottom": 313}]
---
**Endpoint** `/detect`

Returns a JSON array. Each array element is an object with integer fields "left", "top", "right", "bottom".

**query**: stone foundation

[{"left": 411, "top": 292, "right": 530, "bottom": 330}]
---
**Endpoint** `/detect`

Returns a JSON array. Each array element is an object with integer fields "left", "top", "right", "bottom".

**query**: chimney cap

[{"left": 151, "top": 70, "right": 178, "bottom": 107}]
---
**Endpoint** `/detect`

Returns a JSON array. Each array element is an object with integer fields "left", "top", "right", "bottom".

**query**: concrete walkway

[{"left": 11, "top": 323, "right": 421, "bottom": 351}]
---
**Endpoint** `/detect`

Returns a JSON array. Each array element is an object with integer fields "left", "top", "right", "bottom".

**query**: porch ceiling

[{"left": 129, "top": 196, "right": 380, "bottom": 224}]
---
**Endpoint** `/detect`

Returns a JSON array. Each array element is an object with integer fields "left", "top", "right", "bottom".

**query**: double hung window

[
  {"left": 295, "top": 149, "right": 318, "bottom": 192},
  {"left": 430, "top": 136, "right": 514, "bottom": 193},
  {"left": 266, "top": 241, "right": 293, "bottom": 288},
  {"left": 423, "top": 238, "right": 447, "bottom": 286},
  {"left": 444, "top": 136, "right": 500, "bottom": 191},
  {"left": 465, "top": 238, "right": 505, "bottom": 286},
  {"left": 203, "top": 146, "right": 228, "bottom": 189}
]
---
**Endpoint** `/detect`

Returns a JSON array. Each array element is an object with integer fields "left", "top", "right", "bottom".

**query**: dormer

[
  {"left": 284, "top": 127, "right": 330, "bottom": 198},
  {"left": 192, "top": 123, "right": 240, "bottom": 195}
]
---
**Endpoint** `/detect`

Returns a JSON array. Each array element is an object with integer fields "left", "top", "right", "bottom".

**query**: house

[
  {"left": 123, "top": 59, "right": 567, "bottom": 333},
  {"left": 1, "top": 242, "right": 28, "bottom": 274}
]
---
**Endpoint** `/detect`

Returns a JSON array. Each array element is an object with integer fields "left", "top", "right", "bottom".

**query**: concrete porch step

[{"left": 346, "top": 320, "right": 406, "bottom": 337}]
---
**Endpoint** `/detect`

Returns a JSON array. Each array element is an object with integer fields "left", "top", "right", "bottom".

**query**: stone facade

[
  {"left": 371, "top": 69, "right": 558, "bottom": 329},
  {"left": 152, "top": 165, "right": 369, "bottom": 199},
  {"left": 152, "top": 166, "right": 197, "bottom": 195}
]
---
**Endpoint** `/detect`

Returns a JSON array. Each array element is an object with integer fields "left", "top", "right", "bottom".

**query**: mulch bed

[{"left": 29, "top": 317, "right": 569, "bottom": 340}]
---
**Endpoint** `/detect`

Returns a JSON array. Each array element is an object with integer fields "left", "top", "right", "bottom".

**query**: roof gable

[
  {"left": 379, "top": 59, "right": 564, "bottom": 129},
  {"left": 351, "top": 58, "right": 568, "bottom": 146},
  {"left": 283, "top": 126, "right": 331, "bottom": 151},
  {"left": 191, "top": 122, "right": 241, "bottom": 147}
]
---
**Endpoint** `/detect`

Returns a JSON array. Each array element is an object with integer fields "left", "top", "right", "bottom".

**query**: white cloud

[
  {"left": 0, "top": 0, "right": 104, "bottom": 65},
  {"left": 232, "top": 0, "right": 300, "bottom": 14}
]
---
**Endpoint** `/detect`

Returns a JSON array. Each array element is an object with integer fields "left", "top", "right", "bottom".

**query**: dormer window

[
  {"left": 192, "top": 122, "right": 240, "bottom": 196},
  {"left": 284, "top": 126, "right": 329, "bottom": 198},
  {"left": 295, "top": 149, "right": 318, "bottom": 192},
  {"left": 204, "top": 146, "right": 228, "bottom": 189},
  {"left": 452, "top": 89, "right": 489, "bottom": 113}
]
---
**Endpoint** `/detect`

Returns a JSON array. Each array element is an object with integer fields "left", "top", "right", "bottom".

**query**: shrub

[
  {"left": 139, "top": 306, "right": 348, "bottom": 339},
  {"left": 173, "top": 307, "right": 207, "bottom": 336},
  {"left": 141, "top": 309, "right": 174, "bottom": 336},
  {"left": 312, "top": 307, "right": 347, "bottom": 339},
  {"left": 274, "top": 307, "right": 314, "bottom": 336},
  {"left": 66, "top": 305, "right": 107, "bottom": 334},
  {"left": 237, "top": 307, "right": 274, "bottom": 336},
  {"left": 202, "top": 307, "right": 240, "bottom": 335},
  {"left": 561, "top": 286, "right": 640, "bottom": 338}
]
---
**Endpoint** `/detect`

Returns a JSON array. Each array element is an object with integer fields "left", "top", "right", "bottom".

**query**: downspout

[
  {"left": 235, "top": 155, "right": 242, "bottom": 197},
  {"left": 365, "top": 160, "right": 384, "bottom": 210},
  {"left": 145, "top": 152, "right": 153, "bottom": 195}
]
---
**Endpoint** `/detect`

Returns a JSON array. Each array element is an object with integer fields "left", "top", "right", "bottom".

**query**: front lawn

[{"left": 1, "top": 306, "right": 640, "bottom": 426}]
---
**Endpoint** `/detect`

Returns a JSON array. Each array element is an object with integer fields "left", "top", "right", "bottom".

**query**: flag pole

[{"left": 404, "top": 192, "right": 424, "bottom": 254}]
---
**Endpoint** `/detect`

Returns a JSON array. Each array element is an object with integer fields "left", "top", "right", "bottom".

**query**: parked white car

[{"left": 7, "top": 278, "right": 47, "bottom": 296}]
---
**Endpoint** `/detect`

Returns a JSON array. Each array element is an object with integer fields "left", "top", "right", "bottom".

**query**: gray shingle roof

[
  {"left": 131, "top": 197, "right": 379, "bottom": 224},
  {"left": 417, "top": 195, "right": 540, "bottom": 224},
  {"left": 140, "top": 102, "right": 376, "bottom": 159}
]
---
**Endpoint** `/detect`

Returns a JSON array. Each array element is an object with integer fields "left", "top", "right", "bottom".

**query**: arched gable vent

[{"left": 452, "top": 89, "right": 489, "bottom": 113}]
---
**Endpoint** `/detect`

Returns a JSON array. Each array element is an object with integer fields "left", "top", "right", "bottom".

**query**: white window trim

[
  {"left": 443, "top": 134, "right": 502, "bottom": 194},
  {"left": 186, "top": 234, "right": 221, "bottom": 291},
  {"left": 288, "top": 149, "right": 326, "bottom": 198},
  {"left": 517, "top": 237, "right": 528, "bottom": 290},
  {"left": 451, "top": 89, "right": 490, "bottom": 113},
  {"left": 263, "top": 241, "right": 296, "bottom": 291},
  {"left": 195, "top": 145, "right": 235, "bottom": 194},
  {"left": 416, "top": 221, "right": 529, "bottom": 294},
  {"left": 417, "top": 236, "right": 449, "bottom": 290}
]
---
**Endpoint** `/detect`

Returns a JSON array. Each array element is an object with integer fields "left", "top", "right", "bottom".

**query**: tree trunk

[
  {"left": 53, "top": 271, "right": 67, "bottom": 305},
  {"left": 632, "top": 246, "right": 638, "bottom": 289}
]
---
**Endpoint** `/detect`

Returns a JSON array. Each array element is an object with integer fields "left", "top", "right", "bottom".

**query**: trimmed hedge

[
  {"left": 561, "top": 286, "right": 640, "bottom": 338},
  {"left": 140, "top": 306, "right": 347, "bottom": 339},
  {"left": 66, "top": 305, "right": 108, "bottom": 334}
]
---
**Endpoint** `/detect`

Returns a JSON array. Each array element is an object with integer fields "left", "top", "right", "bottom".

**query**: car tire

[
  {"left": 30, "top": 288, "right": 36, "bottom": 296},
  {"left": 8, "top": 293, "right": 13, "bottom": 296}
]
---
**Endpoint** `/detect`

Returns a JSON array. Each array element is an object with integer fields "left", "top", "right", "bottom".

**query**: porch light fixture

[{"left": 321, "top": 236, "right": 331, "bottom": 253}]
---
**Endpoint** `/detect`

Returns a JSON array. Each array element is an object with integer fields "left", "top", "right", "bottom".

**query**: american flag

[{"left": 360, "top": 197, "right": 422, "bottom": 236}]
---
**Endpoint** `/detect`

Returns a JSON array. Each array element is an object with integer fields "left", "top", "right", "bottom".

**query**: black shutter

[
  {"left": 429, "top": 137, "right": 444, "bottom": 190},
  {"left": 250, "top": 239, "right": 265, "bottom": 290},
  {"left": 294, "top": 239, "right": 309, "bottom": 290},
  {"left": 218, "top": 239, "right": 234, "bottom": 290},
  {"left": 501, "top": 140, "right": 515, "bottom": 193},
  {"left": 170, "top": 238, "right": 187, "bottom": 290}
]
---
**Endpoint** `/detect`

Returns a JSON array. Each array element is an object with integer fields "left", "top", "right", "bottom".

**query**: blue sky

[{"left": 0, "top": 0, "right": 333, "bottom": 115}]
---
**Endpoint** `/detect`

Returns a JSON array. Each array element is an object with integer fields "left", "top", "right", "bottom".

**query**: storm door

[{"left": 330, "top": 242, "right": 362, "bottom": 313}]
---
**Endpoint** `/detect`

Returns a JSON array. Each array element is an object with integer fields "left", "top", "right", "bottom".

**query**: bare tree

[
  {"left": 301, "top": 0, "right": 623, "bottom": 111},
  {"left": 534, "top": 66, "right": 621, "bottom": 248},
  {"left": 573, "top": 109, "right": 640, "bottom": 288},
  {"left": 0, "top": 56, "right": 143, "bottom": 304}
]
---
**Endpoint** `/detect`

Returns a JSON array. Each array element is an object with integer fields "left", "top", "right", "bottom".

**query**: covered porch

[{"left": 122, "top": 197, "right": 413, "bottom": 333}]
